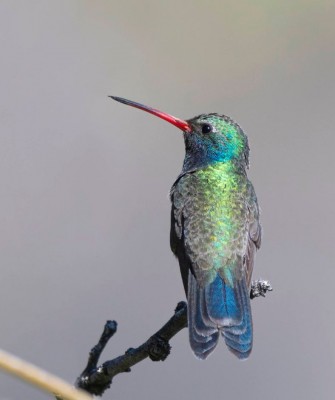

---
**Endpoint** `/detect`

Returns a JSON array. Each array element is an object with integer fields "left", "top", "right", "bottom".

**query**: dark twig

[
  {"left": 80, "top": 320, "right": 118, "bottom": 379},
  {"left": 76, "top": 280, "right": 272, "bottom": 397},
  {"left": 76, "top": 302, "right": 187, "bottom": 396}
]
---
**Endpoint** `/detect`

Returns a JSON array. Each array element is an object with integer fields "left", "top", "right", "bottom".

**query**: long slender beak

[{"left": 109, "top": 96, "right": 191, "bottom": 132}]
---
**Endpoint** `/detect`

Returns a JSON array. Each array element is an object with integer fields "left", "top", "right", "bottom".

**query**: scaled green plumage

[{"left": 171, "top": 162, "right": 257, "bottom": 288}]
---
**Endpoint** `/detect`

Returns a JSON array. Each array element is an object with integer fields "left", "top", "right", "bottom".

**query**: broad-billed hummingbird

[{"left": 110, "top": 96, "right": 261, "bottom": 359}]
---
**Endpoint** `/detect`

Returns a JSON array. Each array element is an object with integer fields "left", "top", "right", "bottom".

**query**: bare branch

[
  {"left": 75, "top": 279, "right": 272, "bottom": 396},
  {"left": 76, "top": 302, "right": 187, "bottom": 396}
]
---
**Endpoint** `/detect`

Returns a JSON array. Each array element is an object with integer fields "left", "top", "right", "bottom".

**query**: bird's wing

[
  {"left": 245, "top": 184, "right": 262, "bottom": 287},
  {"left": 170, "top": 186, "right": 192, "bottom": 294}
]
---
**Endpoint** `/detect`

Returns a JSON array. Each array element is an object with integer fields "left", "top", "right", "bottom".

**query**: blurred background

[{"left": 0, "top": 1, "right": 334, "bottom": 399}]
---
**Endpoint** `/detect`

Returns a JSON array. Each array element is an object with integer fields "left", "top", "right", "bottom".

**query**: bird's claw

[{"left": 250, "top": 279, "right": 273, "bottom": 299}]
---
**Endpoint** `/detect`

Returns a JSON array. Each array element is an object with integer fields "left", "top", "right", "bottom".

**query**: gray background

[{"left": 0, "top": 1, "right": 334, "bottom": 399}]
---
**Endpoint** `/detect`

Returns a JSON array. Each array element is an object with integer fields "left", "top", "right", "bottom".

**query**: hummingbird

[{"left": 110, "top": 96, "right": 261, "bottom": 360}]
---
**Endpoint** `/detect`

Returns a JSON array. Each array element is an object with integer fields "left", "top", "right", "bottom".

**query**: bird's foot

[{"left": 250, "top": 279, "right": 273, "bottom": 299}]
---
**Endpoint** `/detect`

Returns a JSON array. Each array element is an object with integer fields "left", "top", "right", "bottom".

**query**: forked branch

[{"left": 76, "top": 279, "right": 272, "bottom": 396}]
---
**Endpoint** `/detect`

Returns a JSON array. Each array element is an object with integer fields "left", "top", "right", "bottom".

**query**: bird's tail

[{"left": 188, "top": 271, "right": 253, "bottom": 359}]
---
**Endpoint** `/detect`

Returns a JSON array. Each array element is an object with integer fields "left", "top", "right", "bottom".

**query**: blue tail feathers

[{"left": 188, "top": 271, "right": 253, "bottom": 359}]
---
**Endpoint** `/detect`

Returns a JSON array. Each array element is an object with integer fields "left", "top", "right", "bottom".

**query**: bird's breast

[{"left": 172, "top": 164, "right": 250, "bottom": 277}]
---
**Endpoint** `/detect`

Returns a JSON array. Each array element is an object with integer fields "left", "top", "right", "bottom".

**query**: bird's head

[
  {"left": 182, "top": 113, "right": 249, "bottom": 172},
  {"left": 110, "top": 97, "right": 249, "bottom": 173}
]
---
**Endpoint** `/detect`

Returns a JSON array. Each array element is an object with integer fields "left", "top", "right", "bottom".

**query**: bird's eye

[{"left": 201, "top": 124, "right": 212, "bottom": 134}]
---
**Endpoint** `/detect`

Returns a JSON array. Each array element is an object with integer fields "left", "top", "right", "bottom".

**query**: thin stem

[{"left": 0, "top": 349, "right": 92, "bottom": 400}]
